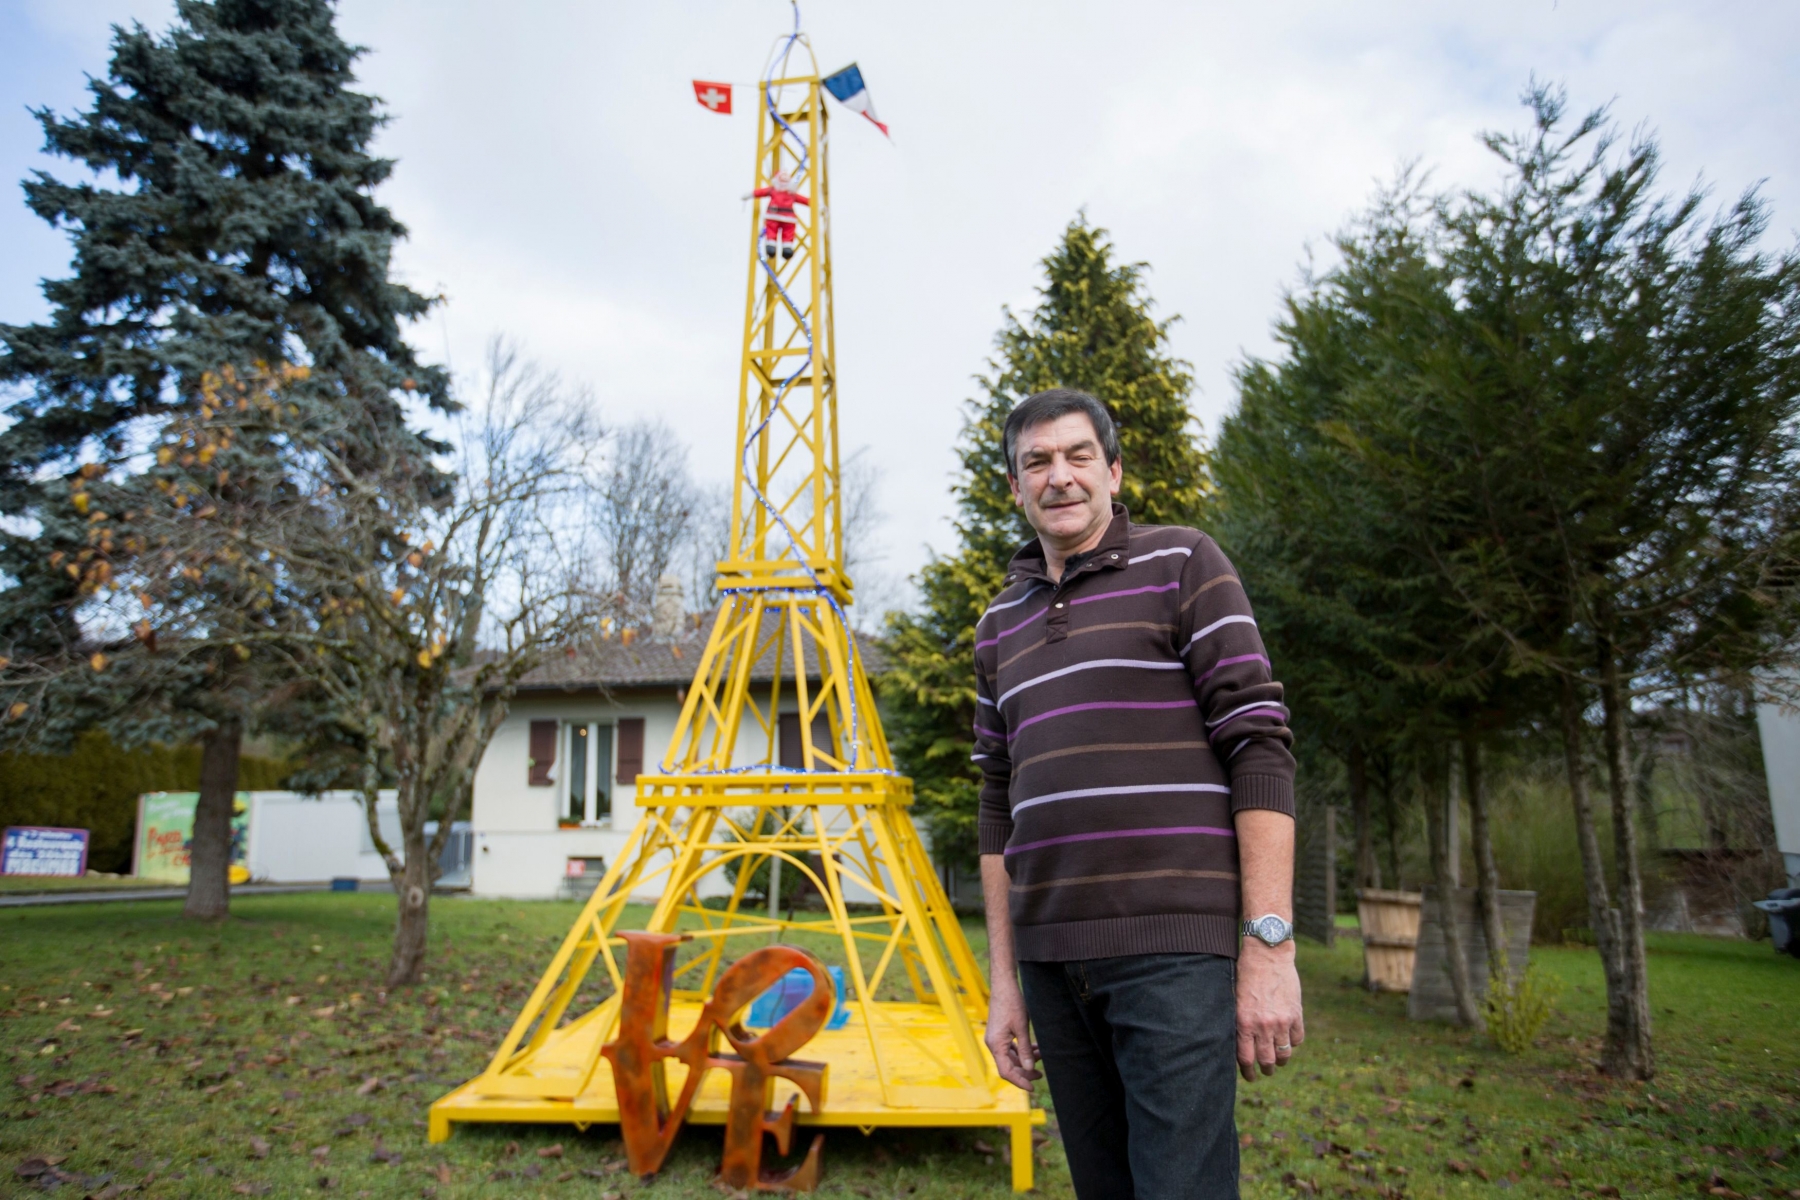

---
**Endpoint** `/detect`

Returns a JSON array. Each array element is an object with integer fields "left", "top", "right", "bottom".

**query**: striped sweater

[{"left": 974, "top": 504, "right": 1296, "bottom": 961}]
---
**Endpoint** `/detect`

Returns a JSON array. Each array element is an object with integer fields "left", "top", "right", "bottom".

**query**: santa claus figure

[{"left": 751, "top": 169, "right": 809, "bottom": 260}]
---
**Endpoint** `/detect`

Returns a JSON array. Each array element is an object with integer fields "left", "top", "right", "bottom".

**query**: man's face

[{"left": 1007, "top": 412, "right": 1122, "bottom": 550}]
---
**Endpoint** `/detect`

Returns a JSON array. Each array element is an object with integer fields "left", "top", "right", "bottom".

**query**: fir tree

[
  {"left": 0, "top": 0, "right": 447, "bottom": 916},
  {"left": 883, "top": 218, "right": 1206, "bottom": 869}
]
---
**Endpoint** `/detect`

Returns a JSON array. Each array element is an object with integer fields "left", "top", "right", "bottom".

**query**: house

[{"left": 468, "top": 614, "right": 888, "bottom": 900}]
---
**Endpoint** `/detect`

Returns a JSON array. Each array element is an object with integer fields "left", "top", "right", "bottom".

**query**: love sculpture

[{"left": 601, "top": 931, "right": 832, "bottom": 1191}]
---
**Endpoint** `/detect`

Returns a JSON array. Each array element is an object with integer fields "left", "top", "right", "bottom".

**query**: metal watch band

[{"left": 1241, "top": 914, "right": 1294, "bottom": 946}]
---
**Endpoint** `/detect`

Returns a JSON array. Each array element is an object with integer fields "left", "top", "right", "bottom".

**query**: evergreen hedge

[{"left": 0, "top": 732, "right": 289, "bottom": 873}]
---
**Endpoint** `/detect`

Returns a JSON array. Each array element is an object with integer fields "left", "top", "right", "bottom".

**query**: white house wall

[
  {"left": 472, "top": 689, "right": 689, "bottom": 899},
  {"left": 470, "top": 688, "right": 884, "bottom": 904}
]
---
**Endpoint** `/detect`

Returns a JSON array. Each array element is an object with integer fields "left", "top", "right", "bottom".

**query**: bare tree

[
  {"left": 288, "top": 342, "right": 606, "bottom": 984},
  {"left": 595, "top": 421, "right": 696, "bottom": 628},
  {"left": 24, "top": 342, "right": 608, "bottom": 983},
  {"left": 839, "top": 446, "right": 903, "bottom": 630},
  {"left": 681, "top": 480, "right": 734, "bottom": 617}
]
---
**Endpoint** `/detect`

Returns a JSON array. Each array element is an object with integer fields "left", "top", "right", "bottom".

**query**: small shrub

[{"left": 1482, "top": 958, "right": 1562, "bottom": 1053}]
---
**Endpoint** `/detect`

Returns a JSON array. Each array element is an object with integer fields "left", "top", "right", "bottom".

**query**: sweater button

[
  {"left": 1054, "top": 602, "right": 1064, "bottom": 609},
  {"left": 1110, "top": 553, "right": 1118, "bottom": 559}
]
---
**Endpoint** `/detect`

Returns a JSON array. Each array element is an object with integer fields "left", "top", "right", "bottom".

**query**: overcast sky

[{"left": 5, "top": 1, "right": 1798, "bottom": 614}]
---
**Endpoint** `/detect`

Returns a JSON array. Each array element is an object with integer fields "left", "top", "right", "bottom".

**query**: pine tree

[
  {"left": 0, "top": 0, "right": 447, "bottom": 916},
  {"left": 883, "top": 218, "right": 1207, "bottom": 869}
]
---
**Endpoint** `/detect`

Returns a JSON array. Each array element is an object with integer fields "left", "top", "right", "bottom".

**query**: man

[{"left": 976, "top": 388, "right": 1303, "bottom": 1199}]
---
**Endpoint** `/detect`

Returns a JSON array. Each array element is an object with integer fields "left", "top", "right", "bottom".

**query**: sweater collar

[{"left": 1004, "top": 503, "right": 1132, "bottom": 588}]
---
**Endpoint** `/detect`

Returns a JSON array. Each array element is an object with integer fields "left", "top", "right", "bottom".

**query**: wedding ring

[{"left": 1275, "top": 1044, "right": 1292, "bottom": 1052}]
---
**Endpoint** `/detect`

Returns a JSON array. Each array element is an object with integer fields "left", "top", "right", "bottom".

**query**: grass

[{"left": 1, "top": 895, "right": 1796, "bottom": 1199}]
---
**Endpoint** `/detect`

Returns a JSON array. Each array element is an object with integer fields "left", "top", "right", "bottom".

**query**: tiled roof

[{"left": 510, "top": 610, "right": 889, "bottom": 694}]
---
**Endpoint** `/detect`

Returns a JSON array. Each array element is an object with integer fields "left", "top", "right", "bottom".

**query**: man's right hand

[{"left": 984, "top": 982, "right": 1041, "bottom": 1091}]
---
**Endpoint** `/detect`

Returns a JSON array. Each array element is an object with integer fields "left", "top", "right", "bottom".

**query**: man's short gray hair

[{"left": 1002, "top": 389, "right": 1121, "bottom": 476}]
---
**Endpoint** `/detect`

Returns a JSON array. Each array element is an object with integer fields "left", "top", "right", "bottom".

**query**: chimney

[{"left": 652, "top": 574, "right": 685, "bottom": 640}]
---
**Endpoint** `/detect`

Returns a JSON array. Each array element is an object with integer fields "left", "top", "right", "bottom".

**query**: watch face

[{"left": 1251, "top": 915, "right": 1290, "bottom": 943}]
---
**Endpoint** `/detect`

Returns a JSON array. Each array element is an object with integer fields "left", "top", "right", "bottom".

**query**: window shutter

[
  {"left": 778, "top": 713, "right": 831, "bottom": 768},
  {"left": 616, "top": 718, "right": 645, "bottom": 784},
  {"left": 778, "top": 713, "right": 803, "bottom": 768},
  {"left": 528, "top": 720, "right": 557, "bottom": 787}
]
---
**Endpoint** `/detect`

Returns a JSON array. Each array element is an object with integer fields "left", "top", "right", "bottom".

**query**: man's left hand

[{"left": 1236, "top": 941, "right": 1304, "bottom": 1082}]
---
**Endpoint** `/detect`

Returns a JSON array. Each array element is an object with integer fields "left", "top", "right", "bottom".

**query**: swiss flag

[{"left": 692, "top": 80, "right": 732, "bottom": 115}]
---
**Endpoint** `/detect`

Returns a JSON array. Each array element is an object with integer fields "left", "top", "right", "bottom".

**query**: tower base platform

[{"left": 428, "top": 997, "right": 1045, "bottom": 1191}]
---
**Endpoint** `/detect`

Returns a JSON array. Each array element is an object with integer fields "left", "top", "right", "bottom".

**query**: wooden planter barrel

[{"left": 1357, "top": 888, "right": 1422, "bottom": 992}]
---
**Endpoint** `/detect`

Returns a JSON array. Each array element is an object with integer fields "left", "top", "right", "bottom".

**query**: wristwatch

[{"left": 1241, "top": 914, "right": 1295, "bottom": 947}]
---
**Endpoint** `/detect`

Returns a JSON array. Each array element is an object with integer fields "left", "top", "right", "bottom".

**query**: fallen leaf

[
  {"left": 311, "top": 1006, "right": 336, "bottom": 1019},
  {"left": 972, "top": 1139, "right": 995, "bottom": 1154},
  {"left": 355, "top": 1076, "right": 382, "bottom": 1095},
  {"left": 15, "top": 1155, "right": 68, "bottom": 1179},
  {"left": 310, "top": 1145, "right": 330, "bottom": 1162},
  {"left": 427, "top": 1163, "right": 452, "bottom": 1183},
  {"left": 557, "top": 1171, "right": 575, "bottom": 1182},
  {"left": 248, "top": 1135, "right": 270, "bottom": 1159},
  {"left": 232, "top": 1184, "right": 272, "bottom": 1196},
  {"left": 537, "top": 1144, "right": 564, "bottom": 1158}
]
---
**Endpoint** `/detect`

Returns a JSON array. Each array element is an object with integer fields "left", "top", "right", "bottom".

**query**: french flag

[{"left": 822, "top": 63, "right": 888, "bottom": 138}]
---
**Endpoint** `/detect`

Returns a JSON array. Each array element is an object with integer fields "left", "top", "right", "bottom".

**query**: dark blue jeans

[{"left": 1019, "top": 953, "right": 1239, "bottom": 1200}]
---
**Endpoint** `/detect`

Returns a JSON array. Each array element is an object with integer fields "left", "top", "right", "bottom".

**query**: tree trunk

[
  {"left": 387, "top": 820, "right": 433, "bottom": 987},
  {"left": 1598, "top": 653, "right": 1656, "bottom": 1079},
  {"left": 1381, "top": 763, "right": 1401, "bottom": 889},
  {"left": 1560, "top": 676, "right": 1635, "bottom": 1073},
  {"left": 1422, "top": 746, "right": 1480, "bottom": 1026},
  {"left": 1349, "top": 743, "right": 1381, "bottom": 890},
  {"left": 183, "top": 718, "right": 242, "bottom": 920},
  {"left": 1462, "top": 732, "right": 1507, "bottom": 983}
]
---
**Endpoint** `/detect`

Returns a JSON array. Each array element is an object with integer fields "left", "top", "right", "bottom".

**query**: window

[{"left": 562, "top": 721, "right": 616, "bottom": 825}]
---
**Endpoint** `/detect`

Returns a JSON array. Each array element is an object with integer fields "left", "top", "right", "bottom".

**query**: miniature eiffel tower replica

[{"left": 429, "top": 24, "right": 1043, "bottom": 1190}]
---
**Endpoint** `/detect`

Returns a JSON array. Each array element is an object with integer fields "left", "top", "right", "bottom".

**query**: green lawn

[{"left": 2, "top": 894, "right": 1796, "bottom": 1198}]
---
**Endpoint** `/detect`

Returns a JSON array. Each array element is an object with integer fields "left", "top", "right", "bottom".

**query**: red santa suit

[{"left": 752, "top": 171, "right": 809, "bottom": 258}]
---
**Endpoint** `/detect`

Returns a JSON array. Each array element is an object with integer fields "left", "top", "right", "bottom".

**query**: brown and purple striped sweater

[{"left": 975, "top": 504, "right": 1296, "bottom": 962}]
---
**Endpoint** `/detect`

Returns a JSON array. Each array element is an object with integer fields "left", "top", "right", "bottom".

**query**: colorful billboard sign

[
  {"left": 1, "top": 826, "right": 90, "bottom": 876},
  {"left": 133, "top": 792, "right": 250, "bottom": 884}
]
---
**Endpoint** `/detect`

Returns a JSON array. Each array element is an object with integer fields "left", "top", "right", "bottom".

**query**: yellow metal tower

[{"left": 429, "top": 22, "right": 1043, "bottom": 1190}]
